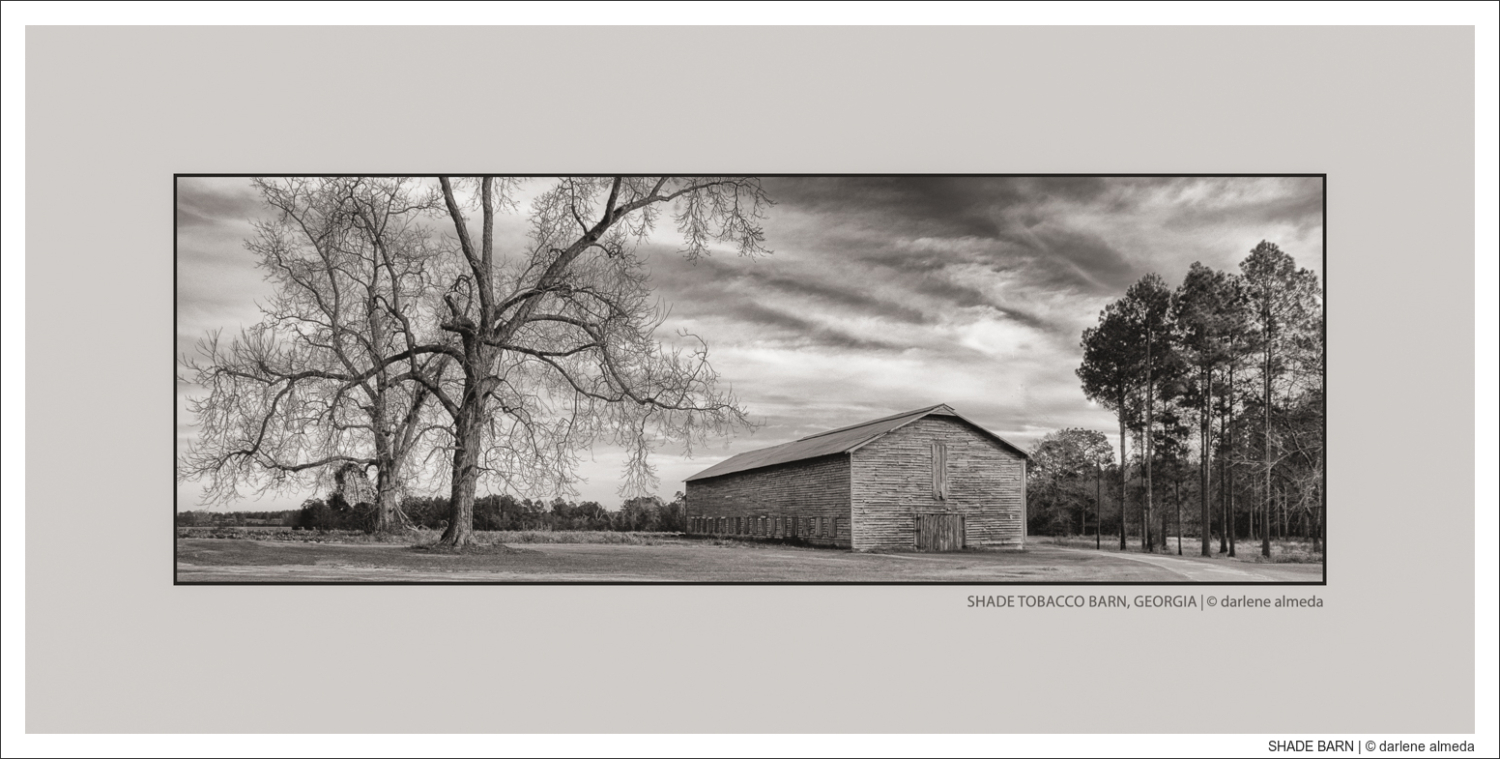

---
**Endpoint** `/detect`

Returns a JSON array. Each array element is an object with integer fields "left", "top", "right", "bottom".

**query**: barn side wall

[
  {"left": 683, "top": 454, "right": 852, "bottom": 547},
  {"left": 849, "top": 415, "right": 1026, "bottom": 551}
]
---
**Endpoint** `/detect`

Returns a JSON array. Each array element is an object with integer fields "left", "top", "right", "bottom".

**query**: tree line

[
  {"left": 178, "top": 493, "right": 688, "bottom": 533},
  {"left": 1031, "top": 241, "right": 1323, "bottom": 559},
  {"left": 177, "top": 177, "right": 770, "bottom": 545},
  {"left": 176, "top": 509, "right": 300, "bottom": 528}
]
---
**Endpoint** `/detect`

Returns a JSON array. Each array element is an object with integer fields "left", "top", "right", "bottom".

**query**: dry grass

[
  {"left": 177, "top": 538, "right": 1324, "bottom": 582},
  {"left": 1029, "top": 534, "right": 1324, "bottom": 563},
  {"left": 480, "top": 530, "right": 685, "bottom": 545},
  {"left": 176, "top": 527, "right": 433, "bottom": 543},
  {"left": 1031, "top": 535, "right": 1110, "bottom": 550},
  {"left": 177, "top": 527, "right": 1323, "bottom": 563},
  {"left": 1246, "top": 539, "right": 1325, "bottom": 564},
  {"left": 407, "top": 531, "right": 688, "bottom": 555},
  {"left": 409, "top": 542, "right": 536, "bottom": 556}
]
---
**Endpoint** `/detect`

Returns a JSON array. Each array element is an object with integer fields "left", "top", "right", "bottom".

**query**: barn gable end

[{"left": 849, "top": 415, "right": 1026, "bottom": 550}]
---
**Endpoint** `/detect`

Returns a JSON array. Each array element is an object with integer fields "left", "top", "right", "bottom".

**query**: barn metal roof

[{"left": 684, "top": 404, "right": 1029, "bottom": 482}]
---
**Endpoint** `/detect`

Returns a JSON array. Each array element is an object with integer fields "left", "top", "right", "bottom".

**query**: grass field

[
  {"left": 176, "top": 536, "right": 1323, "bottom": 583},
  {"left": 1029, "top": 535, "right": 1327, "bottom": 564}
]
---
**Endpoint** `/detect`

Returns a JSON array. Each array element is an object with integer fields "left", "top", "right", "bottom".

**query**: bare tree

[
  {"left": 177, "top": 178, "right": 450, "bottom": 532},
  {"left": 181, "top": 176, "right": 766, "bottom": 546},
  {"left": 413, "top": 177, "right": 769, "bottom": 547}
]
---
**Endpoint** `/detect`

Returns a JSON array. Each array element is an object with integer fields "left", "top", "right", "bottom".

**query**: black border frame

[{"left": 174, "top": 173, "right": 1328, "bottom": 587}]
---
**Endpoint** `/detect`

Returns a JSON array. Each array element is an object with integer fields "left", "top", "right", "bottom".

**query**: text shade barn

[{"left": 683, "top": 405, "right": 1029, "bottom": 551}]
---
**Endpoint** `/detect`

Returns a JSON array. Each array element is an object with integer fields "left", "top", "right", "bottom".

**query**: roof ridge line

[{"left": 795, "top": 403, "right": 950, "bottom": 441}]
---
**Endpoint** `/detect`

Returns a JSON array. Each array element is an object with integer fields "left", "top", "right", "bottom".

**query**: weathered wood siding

[
  {"left": 684, "top": 454, "right": 851, "bottom": 547},
  {"left": 849, "top": 415, "right": 1026, "bottom": 550}
]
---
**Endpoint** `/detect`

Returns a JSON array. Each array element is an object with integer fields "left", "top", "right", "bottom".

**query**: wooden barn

[{"left": 683, "top": 404, "right": 1029, "bottom": 551}]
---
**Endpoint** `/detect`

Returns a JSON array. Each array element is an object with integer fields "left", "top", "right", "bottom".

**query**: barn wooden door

[{"left": 915, "top": 514, "right": 966, "bottom": 551}]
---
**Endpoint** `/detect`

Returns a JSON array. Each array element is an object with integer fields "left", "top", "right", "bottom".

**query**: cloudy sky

[{"left": 177, "top": 175, "right": 1323, "bottom": 512}]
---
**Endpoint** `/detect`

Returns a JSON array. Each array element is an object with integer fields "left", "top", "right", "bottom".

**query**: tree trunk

[
  {"left": 374, "top": 459, "right": 410, "bottom": 533},
  {"left": 1218, "top": 456, "right": 1228, "bottom": 554},
  {"left": 1144, "top": 331, "right": 1154, "bottom": 552},
  {"left": 439, "top": 369, "right": 488, "bottom": 547},
  {"left": 1173, "top": 473, "right": 1181, "bottom": 555},
  {"left": 370, "top": 394, "right": 410, "bottom": 535},
  {"left": 1096, "top": 466, "right": 1102, "bottom": 551},
  {"left": 1137, "top": 431, "right": 1148, "bottom": 551},
  {"left": 440, "top": 412, "right": 480, "bottom": 546},
  {"left": 1317, "top": 497, "right": 1325, "bottom": 555},
  {"left": 1313, "top": 449, "right": 1324, "bottom": 554},
  {"left": 1201, "top": 365, "right": 1213, "bottom": 556},
  {"left": 1262, "top": 335, "right": 1273, "bottom": 559},
  {"left": 1161, "top": 475, "right": 1170, "bottom": 557},
  {"left": 1217, "top": 391, "right": 1227, "bottom": 554},
  {"left": 1227, "top": 359, "right": 1237, "bottom": 558},
  {"left": 1248, "top": 488, "right": 1255, "bottom": 548},
  {"left": 1118, "top": 398, "right": 1127, "bottom": 552}
]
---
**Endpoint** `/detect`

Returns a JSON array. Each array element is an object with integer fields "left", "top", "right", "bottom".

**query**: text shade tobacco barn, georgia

[{"left": 683, "top": 404, "right": 1030, "bottom": 551}]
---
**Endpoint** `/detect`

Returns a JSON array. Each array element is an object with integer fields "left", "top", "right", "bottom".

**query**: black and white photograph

[{"left": 175, "top": 175, "right": 1325, "bottom": 584}]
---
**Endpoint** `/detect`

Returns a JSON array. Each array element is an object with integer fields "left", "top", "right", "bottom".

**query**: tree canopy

[{"left": 178, "top": 176, "right": 772, "bottom": 545}]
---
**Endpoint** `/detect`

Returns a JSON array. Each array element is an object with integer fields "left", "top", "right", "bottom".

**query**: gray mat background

[{"left": 26, "top": 26, "right": 1476, "bottom": 733}]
